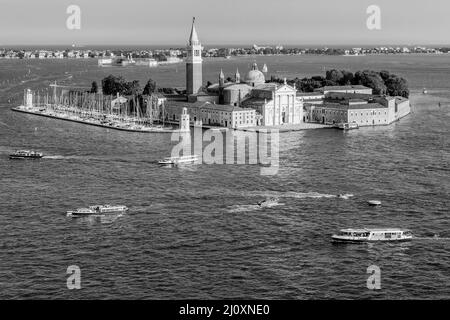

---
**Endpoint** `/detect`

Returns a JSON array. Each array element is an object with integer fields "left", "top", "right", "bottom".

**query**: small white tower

[
  {"left": 235, "top": 68, "right": 241, "bottom": 83},
  {"left": 26, "top": 89, "right": 33, "bottom": 108},
  {"left": 180, "top": 107, "right": 190, "bottom": 132}
]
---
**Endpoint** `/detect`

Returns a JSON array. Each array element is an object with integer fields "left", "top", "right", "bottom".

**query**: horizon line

[{"left": 2, "top": 43, "right": 450, "bottom": 48}]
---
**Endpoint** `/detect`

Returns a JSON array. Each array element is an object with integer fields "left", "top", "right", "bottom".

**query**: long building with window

[
  {"left": 164, "top": 101, "right": 257, "bottom": 128},
  {"left": 304, "top": 94, "right": 411, "bottom": 126}
]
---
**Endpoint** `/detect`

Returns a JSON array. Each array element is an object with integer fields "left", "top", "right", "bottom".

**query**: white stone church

[{"left": 166, "top": 17, "right": 303, "bottom": 129}]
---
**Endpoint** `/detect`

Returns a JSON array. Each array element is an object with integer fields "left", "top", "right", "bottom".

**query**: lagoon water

[{"left": 0, "top": 54, "right": 449, "bottom": 299}]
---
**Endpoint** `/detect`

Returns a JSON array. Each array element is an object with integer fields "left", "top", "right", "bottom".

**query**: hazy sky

[{"left": 0, "top": 0, "right": 449, "bottom": 46}]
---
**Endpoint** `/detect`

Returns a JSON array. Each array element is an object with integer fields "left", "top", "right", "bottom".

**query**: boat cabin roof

[{"left": 340, "top": 228, "right": 409, "bottom": 233}]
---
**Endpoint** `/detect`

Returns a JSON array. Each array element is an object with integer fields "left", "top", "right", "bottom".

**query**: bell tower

[{"left": 186, "top": 17, "right": 203, "bottom": 96}]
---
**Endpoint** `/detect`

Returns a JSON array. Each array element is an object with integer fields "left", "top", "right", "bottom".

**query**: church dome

[{"left": 245, "top": 62, "right": 265, "bottom": 86}]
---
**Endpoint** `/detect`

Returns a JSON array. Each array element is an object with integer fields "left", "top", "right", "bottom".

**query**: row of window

[
  {"left": 312, "top": 109, "right": 389, "bottom": 118},
  {"left": 350, "top": 111, "right": 387, "bottom": 116}
]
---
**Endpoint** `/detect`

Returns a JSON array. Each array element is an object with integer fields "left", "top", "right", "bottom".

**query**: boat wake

[
  {"left": 0, "top": 120, "right": 13, "bottom": 129},
  {"left": 227, "top": 202, "right": 284, "bottom": 213},
  {"left": 413, "top": 235, "right": 450, "bottom": 241},
  {"left": 245, "top": 191, "right": 353, "bottom": 200},
  {"left": 227, "top": 204, "right": 261, "bottom": 213},
  {"left": 43, "top": 155, "right": 97, "bottom": 160}
]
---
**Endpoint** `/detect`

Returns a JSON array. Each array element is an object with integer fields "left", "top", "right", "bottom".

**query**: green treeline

[{"left": 270, "top": 69, "right": 409, "bottom": 98}]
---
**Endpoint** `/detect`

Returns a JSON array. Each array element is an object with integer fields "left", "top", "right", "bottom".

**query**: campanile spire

[{"left": 186, "top": 17, "right": 203, "bottom": 96}]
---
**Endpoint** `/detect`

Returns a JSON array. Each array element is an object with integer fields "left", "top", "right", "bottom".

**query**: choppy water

[{"left": 0, "top": 55, "right": 449, "bottom": 299}]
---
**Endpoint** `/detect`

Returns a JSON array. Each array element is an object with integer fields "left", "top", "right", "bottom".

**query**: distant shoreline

[{"left": 2, "top": 52, "right": 450, "bottom": 61}]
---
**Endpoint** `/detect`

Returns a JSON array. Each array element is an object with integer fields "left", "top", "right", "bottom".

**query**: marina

[{"left": 12, "top": 87, "right": 177, "bottom": 133}]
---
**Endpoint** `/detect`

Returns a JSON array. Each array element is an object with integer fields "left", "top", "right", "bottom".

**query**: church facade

[{"left": 205, "top": 63, "right": 303, "bottom": 126}]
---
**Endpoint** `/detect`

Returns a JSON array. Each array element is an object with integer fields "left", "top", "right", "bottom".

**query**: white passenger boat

[
  {"left": 338, "top": 122, "right": 359, "bottom": 130},
  {"left": 67, "top": 205, "right": 128, "bottom": 217},
  {"left": 9, "top": 150, "right": 44, "bottom": 159},
  {"left": 332, "top": 228, "right": 413, "bottom": 243},
  {"left": 158, "top": 155, "right": 199, "bottom": 166}
]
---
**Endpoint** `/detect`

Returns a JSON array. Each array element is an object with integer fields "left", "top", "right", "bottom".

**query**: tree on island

[
  {"left": 325, "top": 69, "right": 345, "bottom": 84},
  {"left": 101, "top": 75, "right": 141, "bottom": 96},
  {"left": 143, "top": 78, "right": 157, "bottom": 95},
  {"left": 325, "top": 69, "right": 354, "bottom": 86},
  {"left": 123, "top": 80, "right": 141, "bottom": 96},
  {"left": 102, "top": 75, "right": 127, "bottom": 95},
  {"left": 353, "top": 70, "right": 387, "bottom": 95},
  {"left": 90, "top": 81, "right": 98, "bottom": 93},
  {"left": 268, "top": 69, "right": 409, "bottom": 98},
  {"left": 384, "top": 74, "right": 409, "bottom": 98}
]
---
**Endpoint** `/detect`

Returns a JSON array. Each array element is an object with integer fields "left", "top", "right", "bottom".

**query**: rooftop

[
  {"left": 340, "top": 228, "right": 410, "bottom": 233},
  {"left": 201, "top": 103, "right": 252, "bottom": 112},
  {"left": 168, "top": 100, "right": 211, "bottom": 109},
  {"left": 317, "top": 85, "right": 371, "bottom": 92},
  {"left": 241, "top": 97, "right": 268, "bottom": 108},
  {"left": 297, "top": 92, "right": 324, "bottom": 97},
  {"left": 168, "top": 100, "right": 252, "bottom": 112},
  {"left": 223, "top": 83, "right": 253, "bottom": 91},
  {"left": 321, "top": 102, "right": 387, "bottom": 110}
]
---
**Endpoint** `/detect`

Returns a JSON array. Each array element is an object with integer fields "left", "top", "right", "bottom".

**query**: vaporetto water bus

[
  {"left": 331, "top": 228, "right": 413, "bottom": 243},
  {"left": 9, "top": 150, "right": 44, "bottom": 160},
  {"left": 67, "top": 205, "right": 128, "bottom": 217}
]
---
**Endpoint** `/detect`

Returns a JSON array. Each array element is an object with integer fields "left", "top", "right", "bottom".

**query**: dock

[{"left": 12, "top": 107, "right": 178, "bottom": 134}]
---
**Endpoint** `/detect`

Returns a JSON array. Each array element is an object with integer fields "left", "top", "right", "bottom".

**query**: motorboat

[
  {"left": 332, "top": 228, "right": 413, "bottom": 243},
  {"left": 9, "top": 150, "right": 44, "bottom": 159},
  {"left": 338, "top": 122, "right": 359, "bottom": 130},
  {"left": 158, "top": 155, "right": 199, "bottom": 166},
  {"left": 368, "top": 200, "right": 382, "bottom": 206},
  {"left": 67, "top": 205, "right": 128, "bottom": 217},
  {"left": 257, "top": 197, "right": 280, "bottom": 208},
  {"left": 337, "top": 194, "right": 354, "bottom": 200}
]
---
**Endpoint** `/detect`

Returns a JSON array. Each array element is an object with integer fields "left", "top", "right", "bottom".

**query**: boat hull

[
  {"left": 331, "top": 237, "right": 413, "bottom": 243},
  {"left": 67, "top": 210, "right": 126, "bottom": 217},
  {"left": 67, "top": 206, "right": 128, "bottom": 217},
  {"left": 9, "top": 155, "right": 43, "bottom": 160}
]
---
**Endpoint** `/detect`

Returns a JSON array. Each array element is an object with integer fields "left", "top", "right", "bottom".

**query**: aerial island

[{"left": 12, "top": 18, "right": 411, "bottom": 132}]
